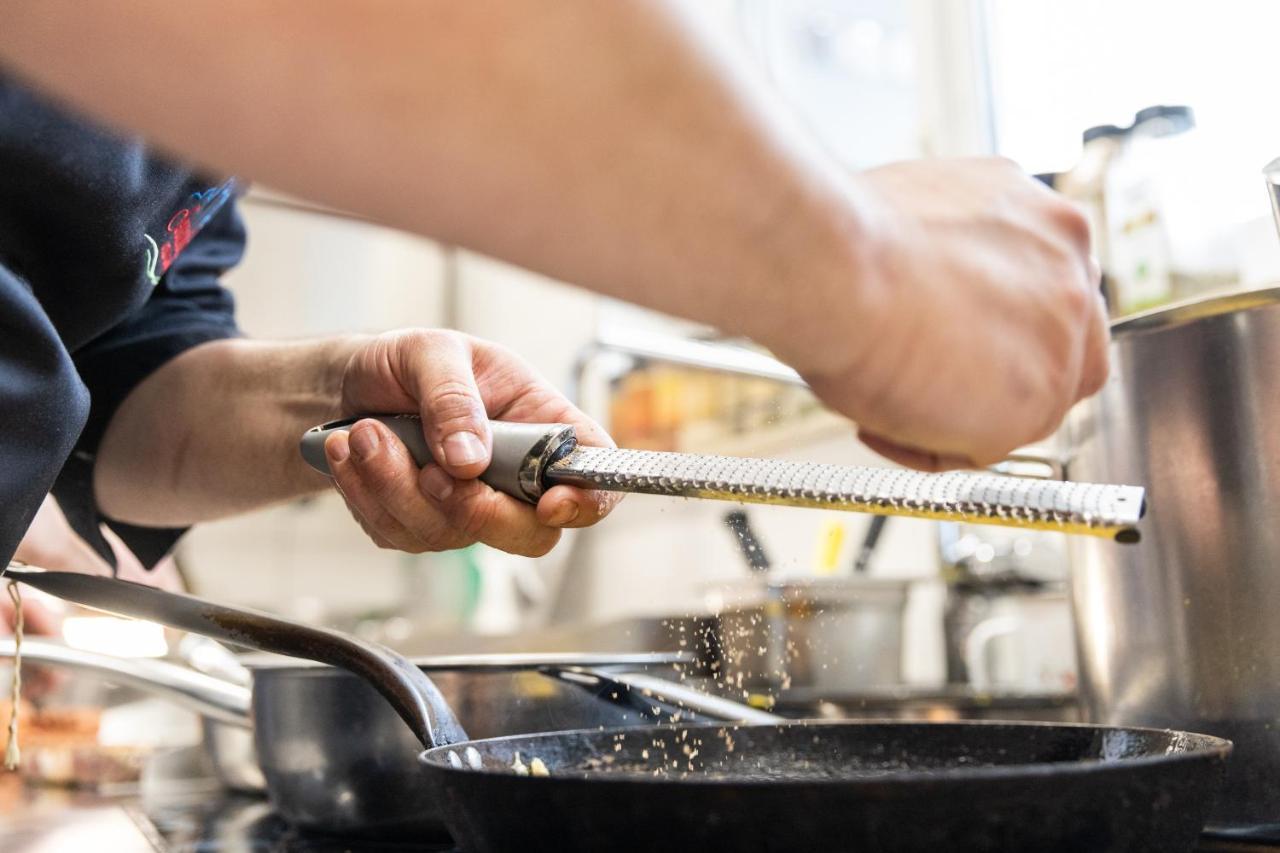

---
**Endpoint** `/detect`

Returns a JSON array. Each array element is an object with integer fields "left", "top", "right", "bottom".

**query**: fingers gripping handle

[{"left": 300, "top": 416, "right": 577, "bottom": 503}]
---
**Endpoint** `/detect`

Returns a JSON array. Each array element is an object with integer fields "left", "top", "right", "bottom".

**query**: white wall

[{"left": 180, "top": 196, "right": 452, "bottom": 618}]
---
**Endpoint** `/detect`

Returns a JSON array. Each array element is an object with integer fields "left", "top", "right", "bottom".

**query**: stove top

[{"left": 139, "top": 790, "right": 456, "bottom": 852}]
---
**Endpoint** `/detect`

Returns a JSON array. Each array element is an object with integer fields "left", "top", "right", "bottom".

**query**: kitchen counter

[
  {"left": 0, "top": 774, "right": 160, "bottom": 852},
  {"left": 0, "top": 754, "right": 458, "bottom": 852}
]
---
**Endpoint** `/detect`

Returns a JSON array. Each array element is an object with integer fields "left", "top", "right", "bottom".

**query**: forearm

[
  {"left": 0, "top": 1, "right": 869, "bottom": 370},
  {"left": 94, "top": 336, "right": 366, "bottom": 526}
]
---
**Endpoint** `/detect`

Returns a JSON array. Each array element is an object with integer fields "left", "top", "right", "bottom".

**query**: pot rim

[
  {"left": 1112, "top": 284, "right": 1280, "bottom": 336},
  {"left": 241, "top": 650, "right": 691, "bottom": 673}
]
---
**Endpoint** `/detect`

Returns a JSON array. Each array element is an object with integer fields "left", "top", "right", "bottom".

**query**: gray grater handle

[{"left": 299, "top": 416, "right": 576, "bottom": 502}]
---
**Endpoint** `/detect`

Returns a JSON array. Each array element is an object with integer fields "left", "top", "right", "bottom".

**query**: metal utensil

[
  {"left": 723, "top": 509, "right": 772, "bottom": 574},
  {"left": 1, "top": 565, "right": 466, "bottom": 749},
  {"left": 1265, "top": 157, "right": 1280, "bottom": 241},
  {"left": 852, "top": 514, "right": 889, "bottom": 573},
  {"left": 301, "top": 416, "right": 1146, "bottom": 541},
  {"left": 420, "top": 720, "right": 1230, "bottom": 853}
]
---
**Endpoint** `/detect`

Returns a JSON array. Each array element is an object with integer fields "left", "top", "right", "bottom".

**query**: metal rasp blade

[
  {"left": 546, "top": 446, "right": 1145, "bottom": 542},
  {"left": 300, "top": 417, "right": 1145, "bottom": 542}
]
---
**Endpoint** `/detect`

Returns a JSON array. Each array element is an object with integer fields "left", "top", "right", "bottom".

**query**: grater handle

[{"left": 300, "top": 416, "right": 576, "bottom": 502}]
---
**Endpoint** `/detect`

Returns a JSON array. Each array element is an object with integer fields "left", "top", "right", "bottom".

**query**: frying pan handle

[
  {"left": 545, "top": 666, "right": 783, "bottom": 725},
  {"left": 299, "top": 416, "right": 576, "bottom": 502},
  {"left": 0, "top": 637, "right": 251, "bottom": 728},
  {"left": 2, "top": 566, "right": 467, "bottom": 749}
]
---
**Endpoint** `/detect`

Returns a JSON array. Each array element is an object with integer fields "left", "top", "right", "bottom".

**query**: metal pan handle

[
  {"left": 2, "top": 566, "right": 467, "bottom": 749},
  {"left": 0, "top": 637, "right": 251, "bottom": 727},
  {"left": 544, "top": 666, "right": 783, "bottom": 725}
]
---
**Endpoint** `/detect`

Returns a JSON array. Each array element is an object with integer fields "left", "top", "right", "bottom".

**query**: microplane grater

[
  {"left": 546, "top": 446, "right": 1144, "bottom": 541},
  {"left": 300, "top": 417, "right": 1146, "bottom": 542}
]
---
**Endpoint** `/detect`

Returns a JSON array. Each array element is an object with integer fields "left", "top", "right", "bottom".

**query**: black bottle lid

[
  {"left": 1083, "top": 123, "right": 1129, "bottom": 145},
  {"left": 1132, "top": 105, "right": 1195, "bottom": 136}
]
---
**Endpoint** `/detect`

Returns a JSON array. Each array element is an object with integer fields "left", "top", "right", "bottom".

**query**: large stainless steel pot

[{"left": 1061, "top": 286, "right": 1280, "bottom": 836}]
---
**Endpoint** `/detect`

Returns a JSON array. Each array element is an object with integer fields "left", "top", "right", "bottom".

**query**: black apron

[{"left": 0, "top": 75, "right": 243, "bottom": 568}]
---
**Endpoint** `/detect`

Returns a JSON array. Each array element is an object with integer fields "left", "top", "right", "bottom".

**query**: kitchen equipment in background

[
  {"left": 960, "top": 585, "right": 1076, "bottom": 695},
  {"left": 938, "top": 522, "right": 1077, "bottom": 694},
  {"left": 713, "top": 508, "right": 907, "bottom": 698},
  {"left": 302, "top": 416, "right": 1147, "bottom": 541},
  {"left": 723, "top": 509, "right": 773, "bottom": 575},
  {"left": 1057, "top": 282, "right": 1280, "bottom": 836},
  {"left": 1266, "top": 158, "right": 1280, "bottom": 241},
  {"left": 851, "top": 514, "right": 889, "bottom": 574},
  {"left": 420, "top": 720, "right": 1230, "bottom": 853},
  {"left": 704, "top": 577, "right": 908, "bottom": 698}
]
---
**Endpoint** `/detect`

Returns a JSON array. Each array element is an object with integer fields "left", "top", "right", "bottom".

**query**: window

[{"left": 985, "top": 0, "right": 1279, "bottom": 227}]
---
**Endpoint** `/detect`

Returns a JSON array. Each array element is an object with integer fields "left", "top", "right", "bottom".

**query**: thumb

[
  {"left": 857, "top": 428, "right": 972, "bottom": 473},
  {"left": 403, "top": 334, "right": 492, "bottom": 480}
]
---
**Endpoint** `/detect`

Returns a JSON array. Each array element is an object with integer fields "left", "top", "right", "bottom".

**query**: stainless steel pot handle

[
  {"left": 178, "top": 635, "right": 252, "bottom": 687},
  {"left": 1264, "top": 157, "right": 1280, "bottom": 242},
  {"left": 0, "top": 637, "right": 252, "bottom": 728},
  {"left": 988, "top": 447, "right": 1068, "bottom": 481},
  {"left": 545, "top": 666, "right": 783, "bottom": 725},
  {"left": 962, "top": 616, "right": 1023, "bottom": 693}
]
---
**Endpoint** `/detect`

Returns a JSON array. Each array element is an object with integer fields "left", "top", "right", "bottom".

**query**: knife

[{"left": 300, "top": 416, "right": 1145, "bottom": 542}]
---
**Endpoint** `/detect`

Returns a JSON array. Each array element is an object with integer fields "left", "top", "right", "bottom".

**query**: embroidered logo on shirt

[{"left": 143, "top": 178, "right": 240, "bottom": 285}]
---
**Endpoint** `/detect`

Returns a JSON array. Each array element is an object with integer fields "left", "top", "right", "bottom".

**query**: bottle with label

[{"left": 1103, "top": 106, "right": 1199, "bottom": 315}]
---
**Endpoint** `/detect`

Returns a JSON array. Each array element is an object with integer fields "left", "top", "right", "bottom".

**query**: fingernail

[
  {"left": 349, "top": 423, "right": 380, "bottom": 461},
  {"left": 420, "top": 466, "right": 455, "bottom": 502},
  {"left": 326, "top": 433, "right": 350, "bottom": 464},
  {"left": 549, "top": 502, "right": 579, "bottom": 527},
  {"left": 443, "top": 431, "right": 486, "bottom": 467}
]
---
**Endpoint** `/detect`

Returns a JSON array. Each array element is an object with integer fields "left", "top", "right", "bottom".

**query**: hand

[
  {"left": 777, "top": 157, "right": 1108, "bottom": 469},
  {"left": 322, "top": 330, "right": 619, "bottom": 557}
]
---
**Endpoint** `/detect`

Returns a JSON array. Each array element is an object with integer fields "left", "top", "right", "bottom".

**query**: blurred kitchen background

[{"left": 143, "top": 0, "right": 1280, "bottom": 707}]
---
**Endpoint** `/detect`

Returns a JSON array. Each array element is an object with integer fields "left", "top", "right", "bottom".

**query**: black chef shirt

[{"left": 0, "top": 74, "right": 244, "bottom": 570}]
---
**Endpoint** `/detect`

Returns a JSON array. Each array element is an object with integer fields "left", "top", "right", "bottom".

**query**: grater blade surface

[{"left": 546, "top": 446, "right": 1144, "bottom": 541}]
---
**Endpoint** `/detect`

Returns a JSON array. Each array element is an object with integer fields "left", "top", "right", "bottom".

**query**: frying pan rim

[
  {"left": 418, "top": 718, "right": 1232, "bottom": 788},
  {"left": 241, "top": 651, "right": 692, "bottom": 674}
]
